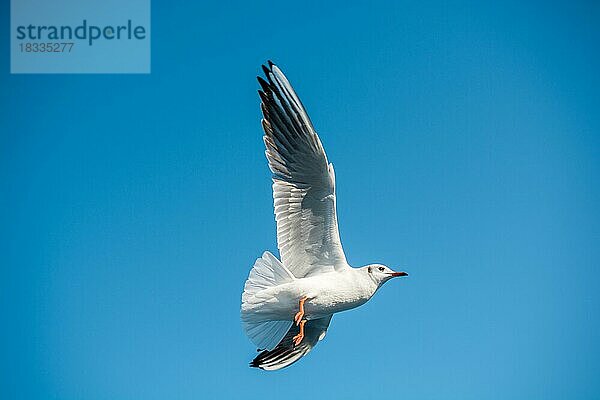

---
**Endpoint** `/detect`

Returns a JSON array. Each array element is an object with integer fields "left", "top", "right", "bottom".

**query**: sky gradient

[{"left": 1, "top": 1, "right": 599, "bottom": 399}]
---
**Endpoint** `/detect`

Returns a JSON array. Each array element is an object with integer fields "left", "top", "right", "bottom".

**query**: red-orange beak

[{"left": 388, "top": 271, "right": 408, "bottom": 277}]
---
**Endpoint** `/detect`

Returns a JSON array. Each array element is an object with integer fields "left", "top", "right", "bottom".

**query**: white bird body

[
  {"left": 241, "top": 61, "right": 407, "bottom": 370},
  {"left": 243, "top": 267, "right": 377, "bottom": 322}
]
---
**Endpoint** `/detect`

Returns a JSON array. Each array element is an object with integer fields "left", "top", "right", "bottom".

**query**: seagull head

[{"left": 365, "top": 264, "right": 408, "bottom": 286}]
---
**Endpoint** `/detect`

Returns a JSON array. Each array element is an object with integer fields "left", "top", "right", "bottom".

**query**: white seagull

[{"left": 241, "top": 61, "right": 408, "bottom": 370}]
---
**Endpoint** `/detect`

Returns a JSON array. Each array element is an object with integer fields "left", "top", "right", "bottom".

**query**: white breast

[{"left": 298, "top": 269, "right": 378, "bottom": 319}]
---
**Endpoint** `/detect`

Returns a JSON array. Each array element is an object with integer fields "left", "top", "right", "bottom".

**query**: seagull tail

[{"left": 241, "top": 251, "right": 295, "bottom": 351}]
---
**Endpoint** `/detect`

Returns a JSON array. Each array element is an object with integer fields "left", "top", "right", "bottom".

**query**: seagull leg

[
  {"left": 293, "top": 319, "right": 307, "bottom": 346},
  {"left": 294, "top": 296, "right": 307, "bottom": 326},
  {"left": 291, "top": 296, "right": 308, "bottom": 345}
]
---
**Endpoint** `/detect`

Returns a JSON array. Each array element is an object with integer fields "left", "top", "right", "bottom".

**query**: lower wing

[{"left": 250, "top": 315, "right": 333, "bottom": 371}]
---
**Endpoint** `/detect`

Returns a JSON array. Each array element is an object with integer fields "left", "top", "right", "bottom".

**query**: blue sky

[{"left": 1, "top": 1, "right": 599, "bottom": 399}]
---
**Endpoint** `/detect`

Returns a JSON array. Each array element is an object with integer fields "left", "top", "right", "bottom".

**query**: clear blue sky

[{"left": 1, "top": 1, "right": 599, "bottom": 399}]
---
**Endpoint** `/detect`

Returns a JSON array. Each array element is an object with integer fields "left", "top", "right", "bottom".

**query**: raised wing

[
  {"left": 258, "top": 61, "right": 348, "bottom": 278},
  {"left": 250, "top": 315, "right": 333, "bottom": 370}
]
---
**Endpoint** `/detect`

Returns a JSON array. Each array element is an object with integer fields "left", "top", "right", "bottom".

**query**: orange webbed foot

[
  {"left": 292, "top": 320, "right": 306, "bottom": 346},
  {"left": 294, "top": 296, "right": 307, "bottom": 325}
]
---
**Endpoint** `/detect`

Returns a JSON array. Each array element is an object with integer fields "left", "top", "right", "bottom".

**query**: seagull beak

[{"left": 388, "top": 271, "right": 408, "bottom": 278}]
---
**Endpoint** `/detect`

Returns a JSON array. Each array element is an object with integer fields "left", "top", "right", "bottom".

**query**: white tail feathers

[
  {"left": 241, "top": 251, "right": 295, "bottom": 351},
  {"left": 242, "top": 251, "right": 294, "bottom": 300}
]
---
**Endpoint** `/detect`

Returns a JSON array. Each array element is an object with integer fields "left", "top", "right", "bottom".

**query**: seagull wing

[
  {"left": 250, "top": 315, "right": 333, "bottom": 370},
  {"left": 258, "top": 62, "right": 348, "bottom": 278}
]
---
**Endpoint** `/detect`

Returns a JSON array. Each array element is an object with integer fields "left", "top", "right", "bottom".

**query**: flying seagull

[{"left": 241, "top": 61, "right": 408, "bottom": 371}]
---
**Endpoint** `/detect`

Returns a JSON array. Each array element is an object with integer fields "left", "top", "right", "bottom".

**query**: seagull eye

[
  {"left": 378, "top": 267, "right": 385, "bottom": 272},
  {"left": 368, "top": 267, "right": 372, "bottom": 273}
]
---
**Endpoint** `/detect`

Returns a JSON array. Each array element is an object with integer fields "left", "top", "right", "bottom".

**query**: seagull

[{"left": 241, "top": 61, "right": 408, "bottom": 371}]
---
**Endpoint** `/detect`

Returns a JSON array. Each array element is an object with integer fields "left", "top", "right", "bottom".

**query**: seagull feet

[
  {"left": 292, "top": 297, "right": 308, "bottom": 346},
  {"left": 293, "top": 320, "right": 306, "bottom": 346},
  {"left": 294, "top": 296, "right": 307, "bottom": 325}
]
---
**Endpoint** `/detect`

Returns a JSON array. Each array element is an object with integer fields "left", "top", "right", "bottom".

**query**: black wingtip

[
  {"left": 258, "top": 91, "right": 270, "bottom": 104},
  {"left": 257, "top": 76, "right": 271, "bottom": 93},
  {"left": 249, "top": 357, "right": 263, "bottom": 369},
  {"left": 261, "top": 63, "right": 271, "bottom": 77},
  {"left": 262, "top": 60, "right": 277, "bottom": 76}
]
